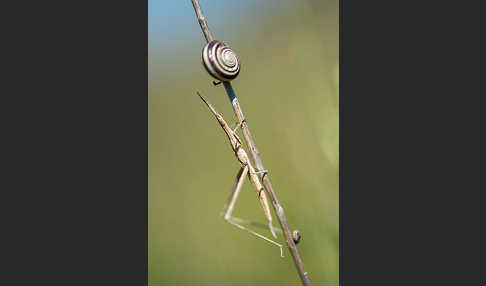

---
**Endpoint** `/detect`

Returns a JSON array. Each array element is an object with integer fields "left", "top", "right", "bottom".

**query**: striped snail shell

[{"left": 202, "top": 40, "right": 240, "bottom": 81}]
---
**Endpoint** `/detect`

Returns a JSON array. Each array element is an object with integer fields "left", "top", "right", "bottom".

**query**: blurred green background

[{"left": 149, "top": 0, "right": 338, "bottom": 285}]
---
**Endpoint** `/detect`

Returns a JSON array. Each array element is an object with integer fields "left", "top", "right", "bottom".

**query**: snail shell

[
  {"left": 202, "top": 40, "right": 240, "bottom": 81},
  {"left": 292, "top": 230, "right": 301, "bottom": 244}
]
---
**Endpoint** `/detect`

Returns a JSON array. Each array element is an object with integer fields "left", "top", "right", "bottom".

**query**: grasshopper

[{"left": 196, "top": 91, "right": 283, "bottom": 257}]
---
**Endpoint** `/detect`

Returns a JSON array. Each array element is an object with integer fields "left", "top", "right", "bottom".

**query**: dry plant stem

[
  {"left": 191, "top": 1, "right": 312, "bottom": 285},
  {"left": 191, "top": 0, "right": 213, "bottom": 42},
  {"left": 224, "top": 83, "right": 312, "bottom": 286}
]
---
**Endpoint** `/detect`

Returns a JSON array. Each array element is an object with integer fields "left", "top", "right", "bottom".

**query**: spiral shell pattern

[{"left": 202, "top": 40, "right": 240, "bottom": 81}]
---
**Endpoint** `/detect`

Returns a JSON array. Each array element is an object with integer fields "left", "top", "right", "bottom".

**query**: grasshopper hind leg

[{"left": 221, "top": 165, "right": 283, "bottom": 257}]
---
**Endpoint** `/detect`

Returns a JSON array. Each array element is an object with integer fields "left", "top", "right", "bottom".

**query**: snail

[
  {"left": 202, "top": 40, "right": 240, "bottom": 82},
  {"left": 292, "top": 230, "right": 302, "bottom": 244}
]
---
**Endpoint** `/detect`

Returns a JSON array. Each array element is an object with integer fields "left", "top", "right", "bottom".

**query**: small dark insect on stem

[{"left": 190, "top": 1, "right": 312, "bottom": 285}]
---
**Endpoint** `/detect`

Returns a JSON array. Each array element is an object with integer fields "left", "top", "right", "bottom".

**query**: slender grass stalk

[{"left": 190, "top": 1, "right": 313, "bottom": 285}]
